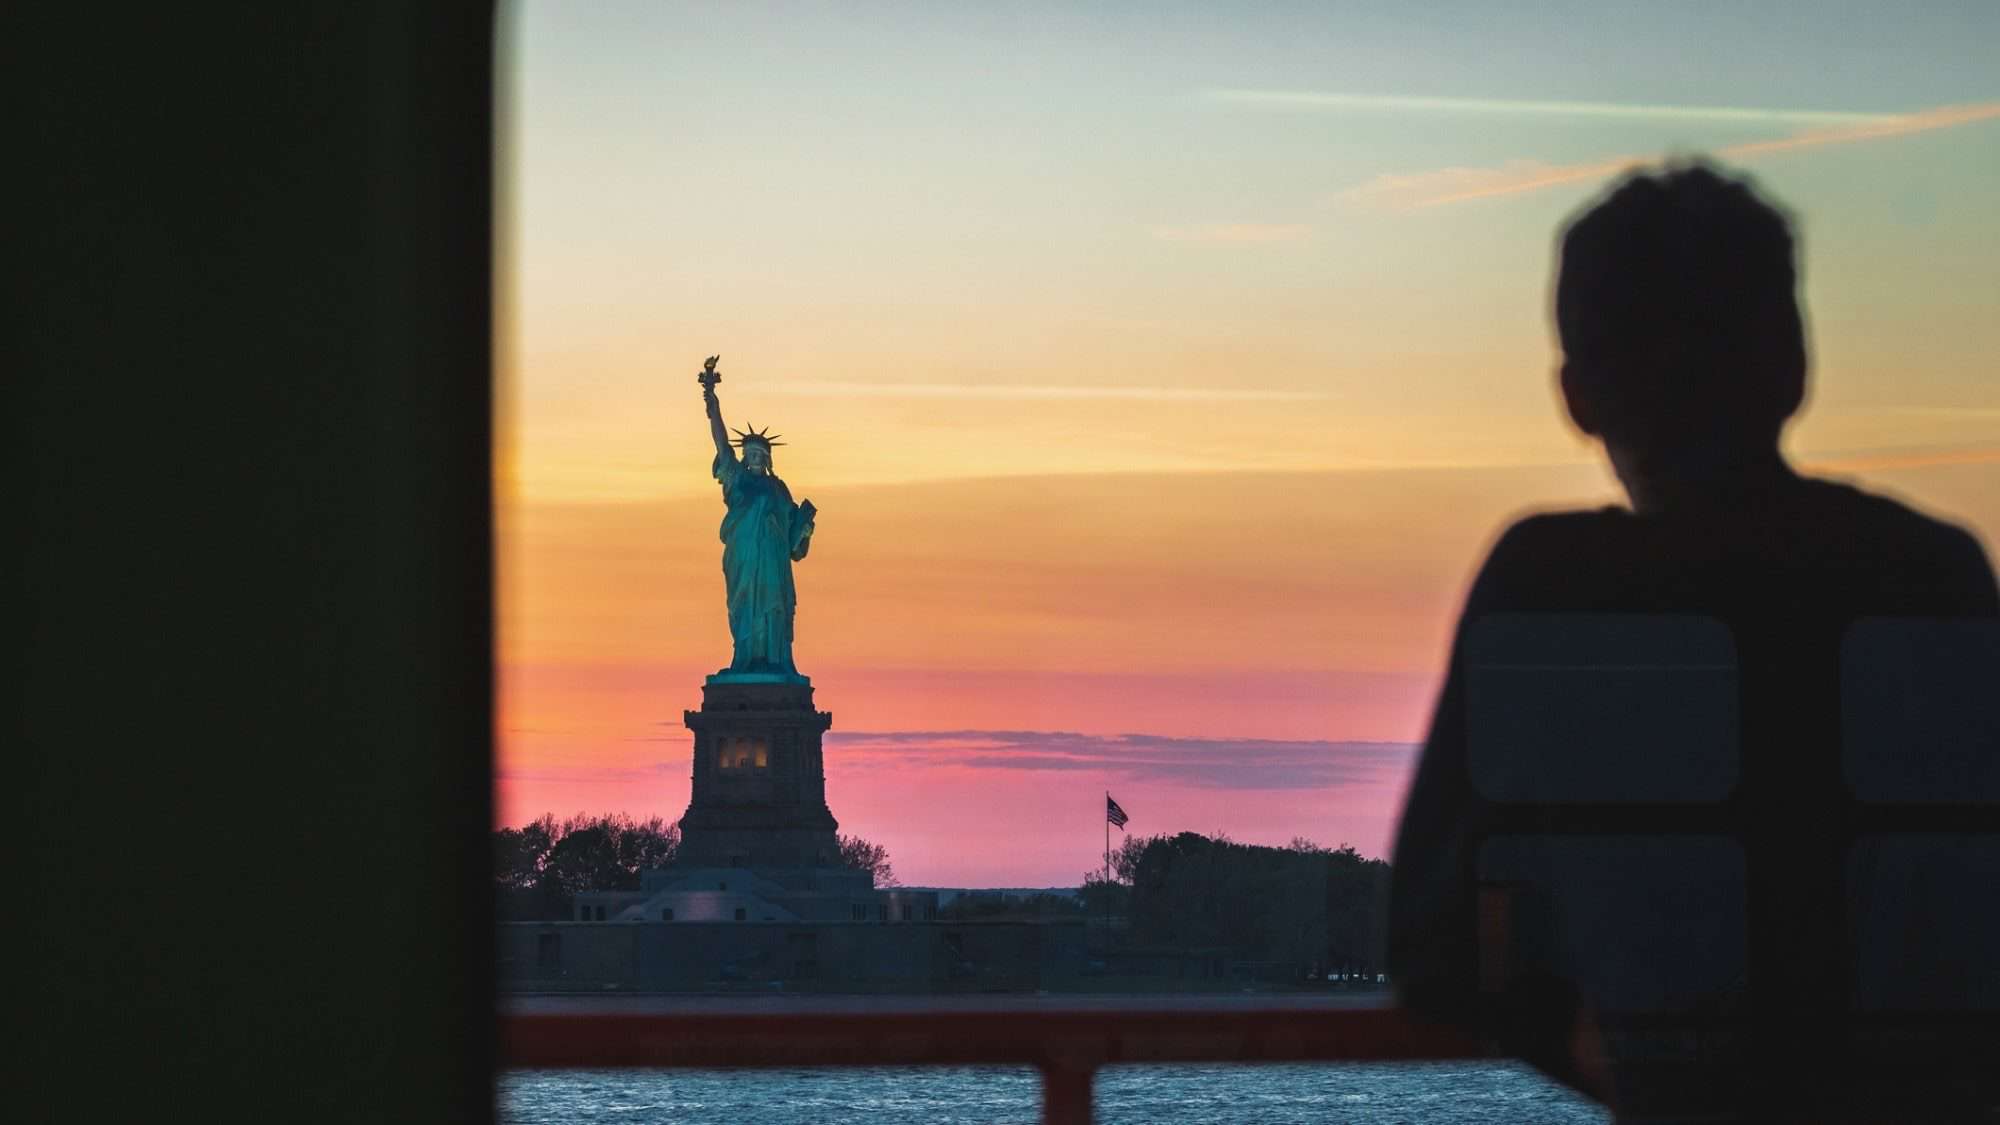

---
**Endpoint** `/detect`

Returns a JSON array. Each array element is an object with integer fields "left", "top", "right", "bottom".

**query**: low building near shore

[
  {"left": 498, "top": 916, "right": 1087, "bottom": 993},
  {"left": 570, "top": 867, "right": 939, "bottom": 925}
]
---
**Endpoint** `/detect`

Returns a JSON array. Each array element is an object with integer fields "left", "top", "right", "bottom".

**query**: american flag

[{"left": 1106, "top": 794, "right": 1129, "bottom": 829}]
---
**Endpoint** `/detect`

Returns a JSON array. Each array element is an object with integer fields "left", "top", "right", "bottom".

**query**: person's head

[{"left": 1554, "top": 160, "right": 1807, "bottom": 470}]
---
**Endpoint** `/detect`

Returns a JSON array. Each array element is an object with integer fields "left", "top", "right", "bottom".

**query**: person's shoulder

[
  {"left": 1487, "top": 505, "right": 1633, "bottom": 559},
  {"left": 1464, "top": 505, "right": 1633, "bottom": 607},
  {"left": 1798, "top": 474, "right": 1987, "bottom": 556},
  {"left": 1797, "top": 475, "right": 2000, "bottom": 610}
]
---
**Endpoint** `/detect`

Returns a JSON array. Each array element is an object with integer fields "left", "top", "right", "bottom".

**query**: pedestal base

[{"left": 678, "top": 679, "right": 838, "bottom": 870}]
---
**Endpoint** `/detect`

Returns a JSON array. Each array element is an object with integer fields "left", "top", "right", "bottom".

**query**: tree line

[
  {"left": 492, "top": 815, "right": 1385, "bottom": 975},
  {"left": 494, "top": 813, "right": 895, "bottom": 919},
  {"left": 1084, "top": 832, "right": 1392, "bottom": 977}
]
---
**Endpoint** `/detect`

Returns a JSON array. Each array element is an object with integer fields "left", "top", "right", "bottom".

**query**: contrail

[
  {"left": 1205, "top": 89, "right": 1893, "bottom": 126},
  {"left": 1343, "top": 101, "right": 2000, "bottom": 209}
]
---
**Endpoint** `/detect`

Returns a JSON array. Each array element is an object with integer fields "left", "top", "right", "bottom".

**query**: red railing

[{"left": 501, "top": 1002, "right": 1483, "bottom": 1125}]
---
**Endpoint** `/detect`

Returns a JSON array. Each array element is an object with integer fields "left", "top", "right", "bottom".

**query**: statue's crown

[{"left": 731, "top": 424, "right": 784, "bottom": 450}]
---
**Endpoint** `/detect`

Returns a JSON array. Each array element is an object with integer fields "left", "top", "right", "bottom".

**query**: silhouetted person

[{"left": 1388, "top": 162, "right": 1998, "bottom": 1122}]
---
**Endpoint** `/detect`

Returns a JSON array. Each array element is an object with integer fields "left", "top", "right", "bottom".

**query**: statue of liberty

[{"left": 697, "top": 356, "right": 816, "bottom": 681}]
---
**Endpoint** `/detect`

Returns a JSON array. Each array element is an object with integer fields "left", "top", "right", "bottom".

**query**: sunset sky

[{"left": 497, "top": 2, "right": 2000, "bottom": 886}]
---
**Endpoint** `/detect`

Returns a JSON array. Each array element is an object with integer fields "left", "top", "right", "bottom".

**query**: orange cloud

[{"left": 1800, "top": 444, "right": 2000, "bottom": 473}]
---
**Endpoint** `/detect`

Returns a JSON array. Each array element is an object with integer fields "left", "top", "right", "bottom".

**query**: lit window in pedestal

[{"left": 719, "top": 737, "right": 769, "bottom": 770}]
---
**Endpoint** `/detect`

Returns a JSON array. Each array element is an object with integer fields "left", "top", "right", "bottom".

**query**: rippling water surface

[{"left": 501, "top": 1063, "right": 1609, "bottom": 1124}]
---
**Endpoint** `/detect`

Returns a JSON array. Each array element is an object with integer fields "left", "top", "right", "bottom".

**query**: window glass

[
  {"left": 497, "top": 2, "right": 2000, "bottom": 1118},
  {"left": 498, "top": 2, "right": 1997, "bottom": 934}
]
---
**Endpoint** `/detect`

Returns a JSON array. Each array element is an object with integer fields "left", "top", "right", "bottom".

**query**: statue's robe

[{"left": 714, "top": 449, "right": 812, "bottom": 675}]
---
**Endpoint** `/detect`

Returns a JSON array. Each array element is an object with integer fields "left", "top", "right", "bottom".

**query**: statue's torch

[{"left": 698, "top": 355, "right": 722, "bottom": 391}]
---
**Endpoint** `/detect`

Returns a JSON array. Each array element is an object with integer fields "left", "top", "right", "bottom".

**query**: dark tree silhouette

[
  {"left": 1321, "top": 842, "right": 1393, "bottom": 976},
  {"left": 493, "top": 817, "right": 555, "bottom": 891},
  {"left": 1099, "top": 831, "right": 1391, "bottom": 975},
  {"left": 835, "top": 833, "right": 897, "bottom": 886},
  {"left": 493, "top": 813, "right": 681, "bottom": 919},
  {"left": 541, "top": 826, "right": 621, "bottom": 895}
]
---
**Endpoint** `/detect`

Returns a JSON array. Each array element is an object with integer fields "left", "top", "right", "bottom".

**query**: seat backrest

[
  {"left": 1466, "top": 613, "right": 1746, "bottom": 1016},
  {"left": 1463, "top": 613, "right": 1999, "bottom": 1111}
]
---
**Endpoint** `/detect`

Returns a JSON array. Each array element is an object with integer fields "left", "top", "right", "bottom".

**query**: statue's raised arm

[
  {"left": 698, "top": 355, "right": 732, "bottom": 460},
  {"left": 693, "top": 355, "right": 812, "bottom": 681}
]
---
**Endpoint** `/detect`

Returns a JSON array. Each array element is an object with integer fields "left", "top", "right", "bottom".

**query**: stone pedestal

[{"left": 678, "top": 678, "right": 838, "bottom": 869}]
